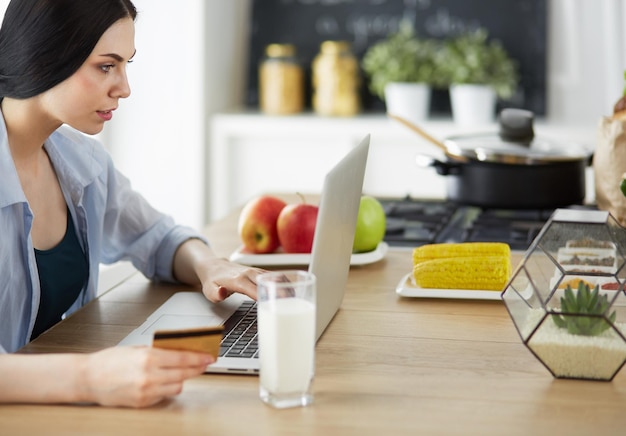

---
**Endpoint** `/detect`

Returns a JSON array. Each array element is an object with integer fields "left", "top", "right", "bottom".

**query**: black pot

[
  {"left": 415, "top": 109, "right": 593, "bottom": 209},
  {"left": 419, "top": 155, "right": 588, "bottom": 209}
]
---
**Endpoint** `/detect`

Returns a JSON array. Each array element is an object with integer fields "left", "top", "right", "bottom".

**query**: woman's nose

[{"left": 112, "top": 71, "right": 131, "bottom": 99}]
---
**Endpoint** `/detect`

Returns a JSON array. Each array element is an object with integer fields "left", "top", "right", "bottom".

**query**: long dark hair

[{"left": 0, "top": 0, "right": 137, "bottom": 99}]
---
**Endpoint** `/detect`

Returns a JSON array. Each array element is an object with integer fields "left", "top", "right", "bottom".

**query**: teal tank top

[{"left": 31, "top": 208, "right": 89, "bottom": 340}]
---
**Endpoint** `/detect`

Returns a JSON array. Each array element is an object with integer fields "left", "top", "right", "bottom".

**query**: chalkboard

[{"left": 246, "top": 0, "right": 547, "bottom": 115}]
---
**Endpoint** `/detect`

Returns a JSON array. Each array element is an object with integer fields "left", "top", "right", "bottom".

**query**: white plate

[
  {"left": 395, "top": 273, "right": 503, "bottom": 301},
  {"left": 229, "top": 241, "right": 388, "bottom": 267}
]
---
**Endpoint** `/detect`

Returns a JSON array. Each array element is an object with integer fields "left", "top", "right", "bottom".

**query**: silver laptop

[{"left": 118, "top": 135, "right": 370, "bottom": 374}]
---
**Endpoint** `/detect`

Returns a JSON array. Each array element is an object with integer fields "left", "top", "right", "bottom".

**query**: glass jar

[
  {"left": 311, "top": 41, "right": 360, "bottom": 117},
  {"left": 258, "top": 44, "right": 304, "bottom": 115}
]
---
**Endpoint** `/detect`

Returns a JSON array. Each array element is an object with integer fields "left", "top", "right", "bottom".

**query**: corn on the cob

[
  {"left": 412, "top": 255, "right": 511, "bottom": 290},
  {"left": 411, "top": 242, "right": 511, "bottom": 290},
  {"left": 413, "top": 242, "right": 510, "bottom": 265}
]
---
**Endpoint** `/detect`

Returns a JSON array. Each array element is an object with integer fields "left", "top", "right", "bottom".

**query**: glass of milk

[{"left": 257, "top": 270, "right": 316, "bottom": 409}]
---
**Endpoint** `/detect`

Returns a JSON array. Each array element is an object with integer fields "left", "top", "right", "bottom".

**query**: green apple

[{"left": 352, "top": 195, "right": 386, "bottom": 253}]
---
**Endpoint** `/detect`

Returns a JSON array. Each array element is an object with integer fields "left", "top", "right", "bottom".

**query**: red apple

[
  {"left": 277, "top": 201, "right": 319, "bottom": 253},
  {"left": 238, "top": 195, "right": 287, "bottom": 253}
]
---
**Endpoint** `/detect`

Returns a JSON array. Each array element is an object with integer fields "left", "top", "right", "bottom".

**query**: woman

[{"left": 0, "top": 0, "right": 261, "bottom": 407}]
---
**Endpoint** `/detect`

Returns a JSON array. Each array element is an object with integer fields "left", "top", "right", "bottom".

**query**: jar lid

[
  {"left": 265, "top": 43, "right": 296, "bottom": 58},
  {"left": 320, "top": 40, "right": 351, "bottom": 54}
]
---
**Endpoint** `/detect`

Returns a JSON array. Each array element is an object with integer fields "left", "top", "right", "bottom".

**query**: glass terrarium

[{"left": 502, "top": 209, "right": 626, "bottom": 381}]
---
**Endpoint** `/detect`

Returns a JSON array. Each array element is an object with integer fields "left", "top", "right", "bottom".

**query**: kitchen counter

[{"left": 4, "top": 195, "right": 625, "bottom": 435}]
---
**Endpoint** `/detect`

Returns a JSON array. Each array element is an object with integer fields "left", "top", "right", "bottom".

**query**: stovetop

[{"left": 378, "top": 196, "right": 595, "bottom": 252}]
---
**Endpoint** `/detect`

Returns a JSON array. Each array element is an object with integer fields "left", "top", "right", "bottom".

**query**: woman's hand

[
  {"left": 0, "top": 347, "right": 213, "bottom": 408},
  {"left": 81, "top": 346, "right": 214, "bottom": 408},
  {"left": 173, "top": 239, "right": 265, "bottom": 302},
  {"left": 200, "top": 259, "right": 264, "bottom": 303}
]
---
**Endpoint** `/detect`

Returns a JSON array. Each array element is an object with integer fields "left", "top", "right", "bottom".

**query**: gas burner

[
  {"left": 377, "top": 196, "right": 597, "bottom": 251},
  {"left": 378, "top": 197, "right": 456, "bottom": 247},
  {"left": 462, "top": 208, "right": 554, "bottom": 250}
]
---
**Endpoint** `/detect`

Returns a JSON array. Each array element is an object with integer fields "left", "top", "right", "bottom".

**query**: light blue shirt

[{"left": 0, "top": 114, "right": 205, "bottom": 353}]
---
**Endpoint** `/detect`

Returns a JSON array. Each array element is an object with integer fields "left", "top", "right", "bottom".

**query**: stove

[{"left": 378, "top": 196, "right": 595, "bottom": 252}]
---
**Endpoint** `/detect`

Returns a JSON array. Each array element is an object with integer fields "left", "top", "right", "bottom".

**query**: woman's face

[{"left": 40, "top": 18, "right": 136, "bottom": 135}]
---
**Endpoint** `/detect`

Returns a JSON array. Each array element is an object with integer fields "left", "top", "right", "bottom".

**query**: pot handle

[{"left": 415, "top": 154, "right": 462, "bottom": 176}]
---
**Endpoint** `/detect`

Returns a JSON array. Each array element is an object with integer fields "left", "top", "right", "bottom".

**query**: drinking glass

[{"left": 257, "top": 270, "right": 316, "bottom": 408}]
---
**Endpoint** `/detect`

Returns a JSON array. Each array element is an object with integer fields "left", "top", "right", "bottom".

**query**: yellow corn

[
  {"left": 412, "top": 255, "right": 511, "bottom": 290},
  {"left": 413, "top": 242, "right": 511, "bottom": 265},
  {"left": 411, "top": 242, "right": 512, "bottom": 290}
]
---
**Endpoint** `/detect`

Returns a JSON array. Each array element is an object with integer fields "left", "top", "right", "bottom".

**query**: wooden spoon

[{"left": 387, "top": 113, "right": 467, "bottom": 162}]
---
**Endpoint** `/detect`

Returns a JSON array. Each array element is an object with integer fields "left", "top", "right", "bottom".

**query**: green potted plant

[
  {"left": 437, "top": 28, "right": 519, "bottom": 126},
  {"left": 362, "top": 22, "right": 440, "bottom": 122}
]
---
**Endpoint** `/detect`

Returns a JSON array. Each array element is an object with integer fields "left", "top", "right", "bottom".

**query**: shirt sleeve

[{"left": 99, "top": 153, "right": 207, "bottom": 282}]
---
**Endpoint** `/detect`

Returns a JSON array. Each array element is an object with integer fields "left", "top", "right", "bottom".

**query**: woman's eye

[{"left": 100, "top": 64, "right": 114, "bottom": 73}]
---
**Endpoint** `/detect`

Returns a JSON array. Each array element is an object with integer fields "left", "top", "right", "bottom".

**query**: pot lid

[{"left": 443, "top": 109, "right": 592, "bottom": 165}]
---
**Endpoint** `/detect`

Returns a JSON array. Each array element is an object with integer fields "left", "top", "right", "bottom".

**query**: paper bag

[{"left": 594, "top": 116, "right": 626, "bottom": 226}]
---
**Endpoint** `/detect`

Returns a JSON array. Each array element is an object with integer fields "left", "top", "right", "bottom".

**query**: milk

[{"left": 258, "top": 297, "right": 315, "bottom": 394}]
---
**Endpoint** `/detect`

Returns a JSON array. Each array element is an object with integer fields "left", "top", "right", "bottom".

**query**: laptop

[{"left": 118, "top": 135, "right": 370, "bottom": 374}]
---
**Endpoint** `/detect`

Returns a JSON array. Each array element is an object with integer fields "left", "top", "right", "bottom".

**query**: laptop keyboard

[{"left": 219, "top": 300, "right": 259, "bottom": 359}]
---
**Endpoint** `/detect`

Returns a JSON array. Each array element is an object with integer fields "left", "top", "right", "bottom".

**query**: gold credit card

[{"left": 152, "top": 325, "right": 224, "bottom": 357}]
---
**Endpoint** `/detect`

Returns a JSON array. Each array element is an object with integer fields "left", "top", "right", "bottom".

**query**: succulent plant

[{"left": 552, "top": 281, "right": 617, "bottom": 336}]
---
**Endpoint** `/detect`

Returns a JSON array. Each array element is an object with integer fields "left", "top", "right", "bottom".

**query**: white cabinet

[{"left": 208, "top": 111, "right": 597, "bottom": 222}]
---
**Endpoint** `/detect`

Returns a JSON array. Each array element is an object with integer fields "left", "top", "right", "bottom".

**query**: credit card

[{"left": 152, "top": 325, "right": 224, "bottom": 357}]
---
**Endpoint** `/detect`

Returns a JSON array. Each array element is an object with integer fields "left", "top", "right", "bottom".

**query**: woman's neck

[{"left": 1, "top": 97, "right": 61, "bottom": 165}]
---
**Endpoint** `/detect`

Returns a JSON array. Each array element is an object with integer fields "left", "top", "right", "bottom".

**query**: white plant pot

[
  {"left": 449, "top": 84, "right": 497, "bottom": 127},
  {"left": 384, "top": 82, "right": 431, "bottom": 124}
]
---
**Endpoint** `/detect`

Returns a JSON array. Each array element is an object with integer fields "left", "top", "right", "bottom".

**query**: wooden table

[{"left": 3, "top": 201, "right": 626, "bottom": 435}]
